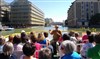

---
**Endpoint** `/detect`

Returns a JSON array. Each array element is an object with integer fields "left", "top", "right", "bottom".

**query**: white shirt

[
  {"left": 80, "top": 43, "right": 95, "bottom": 58},
  {"left": 20, "top": 55, "right": 36, "bottom": 59}
]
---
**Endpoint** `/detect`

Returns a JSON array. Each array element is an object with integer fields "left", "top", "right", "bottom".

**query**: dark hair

[
  {"left": 86, "top": 30, "right": 91, "bottom": 35},
  {"left": 62, "top": 33, "right": 70, "bottom": 41},
  {"left": 43, "top": 32, "right": 48, "bottom": 38},
  {"left": 21, "top": 32, "right": 26, "bottom": 38},
  {"left": 39, "top": 48, "right": 51, "bottom": 59},
  {"left": 29, "top": 32, "right": 37, "bottom": 43},
  {"left": 30, "top": 31, "right": 34, "bottom": 35},
  {"left": 21, "top": 36, "right": 29, "bottom": 43},
  {"left": 0, "top": 37, "right": 5, "bottom": 45},
  {"left": 13, "top": 35, "right": 21, "bottom": 44},
  {"left": 30, "top": 35, "right": 37, "bottom": 43},
  {"left": 23, "top": 43, "right": 36, "bottom": 57},
  {"left": 94, "top": 33, "right": 100, "bottom": 44},
  {"left": 75, "top": 32, "right": 79, "bottom": 37},
  {"left": 21, "top": 32, "right": 28, "bottom": 43},
  {"left": 88, "top": 34, "right": 95, "bottom": 43}
]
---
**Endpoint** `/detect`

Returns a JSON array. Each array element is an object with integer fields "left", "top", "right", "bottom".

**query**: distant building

[
  {"left": 45, "top": 18, "right": 53, "bottom": 26},
  {"left": 51, "top": 22, "right": 63, "bottom": 25},
  {"left": 0, "top": 0, "right": 10, "bottom": 26},
  {"left": 10, "top": 0, "right": 45, "bottom": 28},
  {"left": 67, "top": 0, "right": 100, "bottom": 27}
]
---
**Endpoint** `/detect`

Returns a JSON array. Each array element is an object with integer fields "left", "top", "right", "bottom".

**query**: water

[
  {"left": 44, "top": 26, "right": 68, "bottom": 31},
  {"left": 0, "top": 26, "right": 68, "bottom": 35}
]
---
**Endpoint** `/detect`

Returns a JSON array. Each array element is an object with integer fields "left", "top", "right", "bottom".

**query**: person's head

[
  {"left": 23, "top": 43, "right": 36, "bottom": 57},
  {"left": 60, "top": 40, "right": 76, "bottom": 54},
  {"left": 13, "top": 35, "right": 21, "bottom": 44},
  {"left": 75, "top": 32, "right": 80, "bottom": 37},
  {"left": 94, "top": 33, "right": 100, "bottom": 44},
  {"left": 21, "top": 32, "right": 29, "bottom": 43},
  {"left": 86, "top": 30, "right": 91, "bottom": 35},
  {"left": 43, "top": 32, "right": 48, "bottom": 38},
  {"left": 38, "top": 33, "right": 45, "bottom": 41},
  {"left": 8, "top": 35, "right": 14, "bottom": 43},
  {"left": 29, "top": 31, "right": 36, "bottom": 37},
  {"left": 3, "top": 42, "right": 14, "bottom": 56},
  {"left": 88, "top": 34, "right": 95, "bottom": 43},
  {"left": 62, "top": 33, "right": 70, "bottom": 41},
  {"left": 21, "top": 32, "right": 27, "bottom": 38},
  {"left": 54, "top": 25, "right": 59, "bottom": 30},
  {"left": 30, "top": 34, "right": 37, "bottom": 43},
  {"left": 30, "top": 31, "right": 34, "bottom": 35},
  {"left": 0, "top": 37, "right": 5, "bottom": 45},
  {"left": 39, "top": 48, "right": 51, "bottom": 59},
  {"left": 68, "top": 30, "right": 75, "bottom": 36}
]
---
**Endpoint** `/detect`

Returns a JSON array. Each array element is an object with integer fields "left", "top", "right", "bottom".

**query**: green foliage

[{"left": 89, "top": 13, "right": 100, "bottom": 26}]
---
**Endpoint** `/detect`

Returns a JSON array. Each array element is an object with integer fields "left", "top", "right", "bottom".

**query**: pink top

[
  {"left": 33, "top": 42, "right": 42, "bottom": 58},
  {"left": 58, "top": 37, "right": 63, "bottom": 43},
  {"left": 82, "top": 35, "right": 88, "bottom": 43}
]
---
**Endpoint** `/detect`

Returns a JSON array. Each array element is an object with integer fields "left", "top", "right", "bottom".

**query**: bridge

[{"left": 51, "top": 22, "right": 63, "bottom": 25}]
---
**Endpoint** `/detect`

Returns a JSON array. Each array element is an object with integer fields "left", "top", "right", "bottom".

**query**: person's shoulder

[
  {"left": 20, "top": 55, "right": 25, "bottom": 59},
  {"left": 0, "top": 53, "right": 4, "bottom": 57},
  {"left": 72, "top": 52, "right": 81, "bottom": 58},
  {"left": 87, "top": 47, "right": 94, "bottom": 58},
  {"left": 62, "top": 52, "right": 81, "bottom": 59},
  {"left": 35, "top": 42, "right": 41, "bottom": 46},
  {"left": 11, "top": 54, "right": 17, "bottom": 59},
  {"left": 32, "top": 58, "right": 37, "bottom": 59},
  {"left": 87, "top": 47, "right": 94, "bottom": 54},
  {"left": 82, "top": 35, "right": 87, "bottom": 38},
  {"left": 72, "top": 52, "right": 80, "bottom": 55}
]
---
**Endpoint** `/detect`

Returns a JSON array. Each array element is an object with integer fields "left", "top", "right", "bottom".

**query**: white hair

[
  {"left": 3, "top": 42, "right": 14, "bottom": 55},
  {"left": 61, "top": 40, "right": 76, "bottom": 54}
]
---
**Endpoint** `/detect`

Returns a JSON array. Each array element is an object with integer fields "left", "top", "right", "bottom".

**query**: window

[
  {"left": 91, "top": 2, "right": 93, "bottom": 4},
  {"left": 86, "top": 9, "right": 88, "bottom": 11},
  {"left": 91, "top": 10, "right": 93, "bottom": 13}
]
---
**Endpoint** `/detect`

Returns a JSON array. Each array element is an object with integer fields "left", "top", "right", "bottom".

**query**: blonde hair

[{"left": 38, "top": 33, "right": 45, "bottom": 41}]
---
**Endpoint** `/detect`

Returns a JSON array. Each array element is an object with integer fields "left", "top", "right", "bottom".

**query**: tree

[
  {"left": 65, "top": 19, "right": 68, "bottom": 26},
  {"left": 89, "top": 13, "right": 100, "bottom": 27}
]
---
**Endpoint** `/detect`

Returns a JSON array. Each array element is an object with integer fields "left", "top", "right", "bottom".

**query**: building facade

[
  {"left": 45, "top": 18, "right": 53, "bottom": 26},
  {"left": 10, "top": 0, "right": 45, "bottom": 28},
  {"left": 67, "top": 0, "right": 100, "bottom": 27},
  {"left": 0, "top": 0, "right": 10, "bottom": 26}
]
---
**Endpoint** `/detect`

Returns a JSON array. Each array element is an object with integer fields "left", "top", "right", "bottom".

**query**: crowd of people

[{"left": 0, "top": 25, "right": 100, "bottom": 59}]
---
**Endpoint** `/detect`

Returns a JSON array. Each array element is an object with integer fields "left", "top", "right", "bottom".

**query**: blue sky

[{"left": 5, "top": 0, "right": 75, "bottom": 22}]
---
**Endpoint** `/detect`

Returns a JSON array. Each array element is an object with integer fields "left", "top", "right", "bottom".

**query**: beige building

[
  {"left": 10, "top": 0, "right": 45, "bottom": 28},
  {"left": 45, "top": 18, "right": 53, "bottom": 26},
  {"left": 67, "top": 0, "right": 100, "bottom": 27},
  {"left": 0, "top": 0, "right": 10, "bottom": 26}
]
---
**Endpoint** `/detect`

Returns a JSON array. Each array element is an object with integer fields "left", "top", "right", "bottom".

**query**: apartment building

[
  {"left": 10, "top": 0, "right": 45, "bottom": 28},
  {"left": 67, "top": 0, "right": 100, "bottom": 27},
  {"left": 0, "top": 0, "right": 10, "bottom": 26}
]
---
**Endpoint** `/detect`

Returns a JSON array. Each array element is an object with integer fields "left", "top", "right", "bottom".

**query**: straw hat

[{"left": 21, "top": 30, "right": 25, "bottom": 33}]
